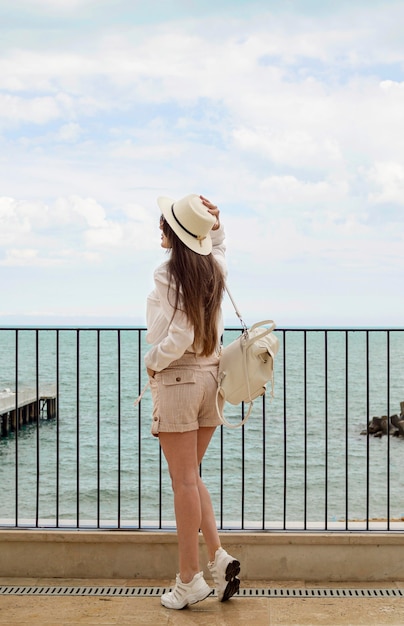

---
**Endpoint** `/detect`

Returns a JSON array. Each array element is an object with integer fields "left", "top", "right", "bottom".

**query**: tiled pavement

[{"left": 1, "top": 579, "right": 404, "bottom": 625}]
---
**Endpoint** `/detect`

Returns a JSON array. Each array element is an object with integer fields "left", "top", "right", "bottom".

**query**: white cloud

[
  {"left": 56, "top": 196, "right": 107, "bottom": 228},
  {"left": 11, "top": 0, "right": 106, "bottom": 12},
  {"left": 367, "top": 162, "right": 404, "bottom": 206},
  {"left": 56, "top": 122, "right": 82, "bottom": 142},
  {"left": 259, "top": 175, "right": 348, "bottom": 209},
  {"left": 0, "top": 247, "right": 99, "bottom": 267},
  {"left": 3, "top": 248, "right": 39, "bottom": 265},
  {"left": 84, "top": 222, "right": 123, "bottom": 248},
  {"left": 233, "top": 127, "right": 343, "bottom": 171},
  {"left": 0, "top": 93, "right": 62, "bottom": 125},
  {"left": 0, "top": 198, "right": 32, "bottom": 245},
  {"left": 0, "top": 195, "right": 158, "bottom": 267}
]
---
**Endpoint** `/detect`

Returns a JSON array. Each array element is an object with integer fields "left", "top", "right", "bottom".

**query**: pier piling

[{"left": 0, "top": 385, "right": 57, "bottom": 438}]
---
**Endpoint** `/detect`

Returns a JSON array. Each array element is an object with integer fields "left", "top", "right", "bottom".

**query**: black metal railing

[{"left": 1, "top": 326, "right": 404, "bottom": 532}]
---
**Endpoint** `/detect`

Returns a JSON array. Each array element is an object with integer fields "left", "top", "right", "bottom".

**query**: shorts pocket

[
  {"left": 152, "top": 368, "right": 202, "bottom": 431},
  {"left": 161, "top": 370, "right": 196, "bottom": 386}
]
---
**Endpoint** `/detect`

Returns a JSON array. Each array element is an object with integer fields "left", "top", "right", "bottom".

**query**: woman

[{"left": 144, "top": 193, "right": 240, "bottom": 610}]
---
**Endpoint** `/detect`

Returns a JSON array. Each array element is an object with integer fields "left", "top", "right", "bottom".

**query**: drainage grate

[
  {"left": 0, "top": 586, "right": 403, "bottom": 598},
  {"left": 238, "top": 588, "right": 404, "bottom": 598}
]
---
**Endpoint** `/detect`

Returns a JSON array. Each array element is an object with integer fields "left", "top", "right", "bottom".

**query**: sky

[{"left": 0, "top": 0, "right": 403, "bottom": 327}]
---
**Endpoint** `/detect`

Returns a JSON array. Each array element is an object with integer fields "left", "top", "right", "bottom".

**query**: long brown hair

[{"left": 162, "top": 219, "right": 225, "bottom": 356}]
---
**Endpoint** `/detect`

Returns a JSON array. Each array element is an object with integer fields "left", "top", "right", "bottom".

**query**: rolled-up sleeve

[{"left": 211, "top": 224, "right": 226, "bottom": 276}]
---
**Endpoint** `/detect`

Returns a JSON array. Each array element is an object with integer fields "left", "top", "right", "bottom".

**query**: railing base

[{"left": 0, "top": 530, "right": 403, "bottom": 582}]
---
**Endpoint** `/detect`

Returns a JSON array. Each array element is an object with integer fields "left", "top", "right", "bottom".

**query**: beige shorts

[{"left": 149, "top": 352, "right": 224, "bottom": 436}]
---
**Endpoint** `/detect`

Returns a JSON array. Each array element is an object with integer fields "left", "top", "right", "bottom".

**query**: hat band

[{"left": 171, "top": 204, "right": 206, "bottom": 246}]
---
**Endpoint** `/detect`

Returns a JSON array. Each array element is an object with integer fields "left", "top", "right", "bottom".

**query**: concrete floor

[{"left": 1, "top": 579, "right": 403, "bottom": 625}]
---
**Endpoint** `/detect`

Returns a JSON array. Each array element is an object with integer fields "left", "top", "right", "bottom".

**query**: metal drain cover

[{"left": 0, "top": 586, "right": 402, "bottom": 598}]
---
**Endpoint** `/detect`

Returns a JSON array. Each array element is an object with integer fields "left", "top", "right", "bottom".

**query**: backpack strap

[
  {"left": 133, "top": 380, "right": 150, "bottom": 407},
  {"left": 225, "top": 284, "right": 248, "bottom": 332},
  {"left": 216, "top": 384, "right": 254, "bottom": 428}
]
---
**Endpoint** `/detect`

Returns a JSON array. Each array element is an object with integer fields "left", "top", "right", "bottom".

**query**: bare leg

[
  {"left": 159, "top": 427, "right": 219, "bottom": 582},
  {"left": 196, "top": 427, "right": 221, "bottom": 561},
  {"left": 159, "top": 430, "right": 202, "bottom": 583}
]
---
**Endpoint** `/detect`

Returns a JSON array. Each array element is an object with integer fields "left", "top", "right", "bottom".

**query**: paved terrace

[
  {"left": 1, "top": 577, "right": 403, "bottom": 624},
  {"left": 1, "top": 530, "right": 404, "bottom": 624}
]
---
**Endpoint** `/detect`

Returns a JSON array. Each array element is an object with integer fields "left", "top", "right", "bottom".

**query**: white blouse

[{"left": 144, "top": 225, "right": 226, "bottom": 372}]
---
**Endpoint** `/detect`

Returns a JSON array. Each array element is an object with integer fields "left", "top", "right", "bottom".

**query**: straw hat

[{"left": 157, "top": 194, "right": 216, "bottom": 255}]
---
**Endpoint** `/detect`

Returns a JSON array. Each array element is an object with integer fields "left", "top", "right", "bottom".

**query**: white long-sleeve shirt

[{"left": 144, "top": 226, "right": 226, "bottom": 372}]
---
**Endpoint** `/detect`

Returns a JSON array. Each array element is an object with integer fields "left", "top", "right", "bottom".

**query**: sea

[{"left": 1, "top": 326, "right": 404, "bottom": 528}]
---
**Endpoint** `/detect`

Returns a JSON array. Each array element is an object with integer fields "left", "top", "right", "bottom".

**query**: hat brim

[{"left": 157, "top": 195, "right": 213, "bottom": 255}]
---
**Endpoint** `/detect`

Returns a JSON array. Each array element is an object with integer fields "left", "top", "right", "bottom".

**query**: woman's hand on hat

[{"left": 200, "top": 195, "right": 220, "bottom": 230}]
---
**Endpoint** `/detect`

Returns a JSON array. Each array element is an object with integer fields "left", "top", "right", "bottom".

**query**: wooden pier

[{"left": 0, "top": 385, "right": 57, "bottom": 438}]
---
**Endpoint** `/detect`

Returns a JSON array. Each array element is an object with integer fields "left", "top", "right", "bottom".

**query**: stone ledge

[{"left": 0, "top": 530, "right": 403, "bottom": 581}]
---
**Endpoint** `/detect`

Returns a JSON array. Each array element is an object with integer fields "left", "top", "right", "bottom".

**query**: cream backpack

[{"left": 216, "top": 286, "right": 279, "bottom": 428}]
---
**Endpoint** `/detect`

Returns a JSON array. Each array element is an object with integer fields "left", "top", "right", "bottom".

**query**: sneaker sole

[
  {"left": 161, "top": 588, "right": 212, "bottom": 610},
  {"left": 188, "top": 588, "right": 213, "bottom": 606},
  {"left": 221, "top": 560, "right": 241, "bottom": 602}
]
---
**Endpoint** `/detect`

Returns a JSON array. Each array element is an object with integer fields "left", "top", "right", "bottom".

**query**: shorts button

[
  {"left": 176, "top": 376, "right": 181, "bottom": 382},
  {"left": 153, "top": 416, "right": 158, "bottom": 421}
]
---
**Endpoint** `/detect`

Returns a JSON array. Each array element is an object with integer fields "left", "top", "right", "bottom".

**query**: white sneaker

[
  {"left": 208, "top": 547, "right": 240, "bottom": 601},
  {"left": 161, "top": 571, "right": 212, "bottom": 610}
]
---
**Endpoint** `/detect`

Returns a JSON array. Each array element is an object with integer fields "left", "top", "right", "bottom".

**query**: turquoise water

[{"left": 1, "top": 327, "right": 404, "bottom": 528}]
